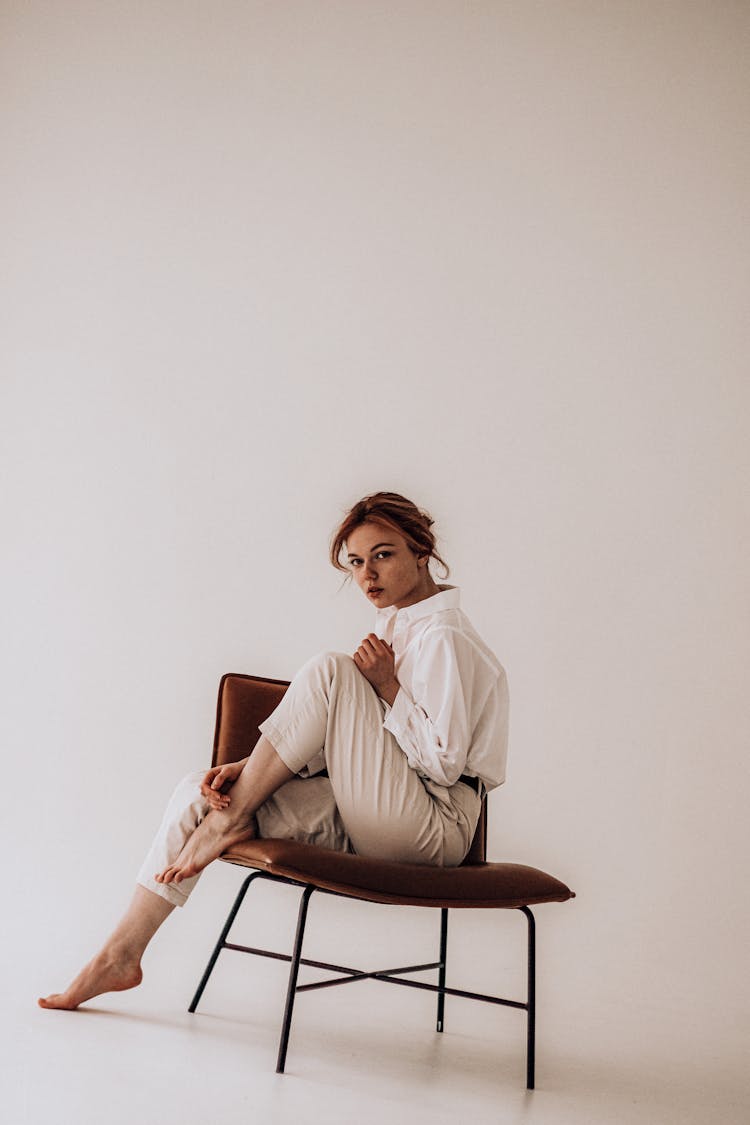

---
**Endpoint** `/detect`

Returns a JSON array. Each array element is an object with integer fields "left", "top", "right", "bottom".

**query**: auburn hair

[{"left": 330, "top": 492, "right": 449, "bottom": 577}]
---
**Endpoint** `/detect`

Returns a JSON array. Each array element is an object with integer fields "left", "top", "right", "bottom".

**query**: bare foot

[
  {"left": 155, "top": 810, "right": 255, "bottom": 885},
  {"left": 38, "top": 949, "right": 143, "bottom": 1010}
]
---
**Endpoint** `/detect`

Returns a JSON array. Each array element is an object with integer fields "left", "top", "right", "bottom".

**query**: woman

[{"left": 39, "top": 491, "right": 508, "bottom": 1011}]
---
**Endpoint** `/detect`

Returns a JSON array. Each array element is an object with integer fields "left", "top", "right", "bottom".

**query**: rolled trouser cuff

[{"left": 135, "top": 770, "right": 208, "bottom": 907}]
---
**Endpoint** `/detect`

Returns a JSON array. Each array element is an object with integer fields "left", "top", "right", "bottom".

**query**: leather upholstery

[
  {"left": 221, "top": 838, "right": 574, "bottom": 908},
  {"left": 213, "top": 673, "right": 291, "bottom": 769},
  {"left": 214, "top": 674, "right": 574, "bottom": 909}
]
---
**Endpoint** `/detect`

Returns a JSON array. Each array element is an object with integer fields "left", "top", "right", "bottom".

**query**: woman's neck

[{"left": 392, "top": 574, "right": 441, "bottom": 611}]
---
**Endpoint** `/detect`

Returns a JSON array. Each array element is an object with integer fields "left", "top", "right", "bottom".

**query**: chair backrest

[
  {"left": 213, "top": 673, "right": 289, "bottom": 768},
  {"left": 213, "top": 673, "right": 487, "bottom": 865}
]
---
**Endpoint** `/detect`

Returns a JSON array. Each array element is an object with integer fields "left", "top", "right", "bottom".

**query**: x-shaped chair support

[{"left": 189, "top": 871, "right": 536, "bottom": 1086}]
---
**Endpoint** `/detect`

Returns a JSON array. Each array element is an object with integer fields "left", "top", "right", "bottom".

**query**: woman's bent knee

[
  {"left": 318, "top": 650, "right": 357, "bottom": 671},
  {"left": 301, "top": 650, "right": 358, "bottom": 682},
  {"left": 173, "top": 769, "right": 205, "bottom": 795},
  {"left": 164, "top": 770, "right": 205, "bottom": 815}
]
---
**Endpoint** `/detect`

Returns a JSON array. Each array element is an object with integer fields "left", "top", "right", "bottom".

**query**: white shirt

[{"left": 375, "top": 585, "right": 509, "bottom": 791}]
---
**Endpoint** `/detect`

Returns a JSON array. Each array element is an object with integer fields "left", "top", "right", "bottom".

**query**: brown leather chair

[{"left": 189, "top": 674, "right": 575, "bottom": 1087}]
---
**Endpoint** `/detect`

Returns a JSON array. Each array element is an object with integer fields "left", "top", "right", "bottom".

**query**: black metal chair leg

[
  {"left": 189, "top": 872, "right": 263, "bottom": 1013},
  {"left": 436, "top": 908, "right": 448, "bottom": 1032},
  {"left": 276, "top": 884, "right": 316, "bottom": 1074},
  {"left": 519, "top": 906, "right": 536, "bottom": 1089}
]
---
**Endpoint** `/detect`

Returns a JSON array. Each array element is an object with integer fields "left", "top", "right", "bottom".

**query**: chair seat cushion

[{"left": 220, "top": 838, "right": 575, "bottom": 909}]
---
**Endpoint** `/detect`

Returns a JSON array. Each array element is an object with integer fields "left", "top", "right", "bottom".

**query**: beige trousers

[{"left": 137, "top": 652, "right": 481, "bottom": 907}]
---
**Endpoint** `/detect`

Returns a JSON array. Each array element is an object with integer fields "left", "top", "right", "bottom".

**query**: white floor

[{"left": 6, "top": 869, "right": 748, "bottom": 1125}]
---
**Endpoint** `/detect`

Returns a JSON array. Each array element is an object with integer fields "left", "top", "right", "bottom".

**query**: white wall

[{"left": 3, "top": 0, "right": 748, "bottom": 1053}]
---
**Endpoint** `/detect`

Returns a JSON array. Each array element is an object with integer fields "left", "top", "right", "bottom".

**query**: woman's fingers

[
  {"left": 367, "top": 637, "right": 394, "bottom": 664},
  {"left": 353, "top": 637, "right": 396, "bottom": 699},
  {"left": 355, "top": 634, "right": 388, "bottom": 662},
  {"left": 200, "top": 767, "right": 232, "bottom": 809},
  {"left": 206, "top": 790, "right": 230, "bottom": 810}
]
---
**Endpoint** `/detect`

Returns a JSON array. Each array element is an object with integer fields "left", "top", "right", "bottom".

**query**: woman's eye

[{"left": 375, "top": 552, "right": 391, "bottom": 560}]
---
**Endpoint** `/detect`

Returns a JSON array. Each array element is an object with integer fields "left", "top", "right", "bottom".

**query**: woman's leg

[
  {"left": 39, "top": 771, "right": 209, "bottom": 1010},
  {"left": 155, "top": 736, "right": 296, "bottom": 884},
  {"left": 280, "top": 653, "right": 479, "bottom": 865},
  {"left": 158, "top": 651, "right": 479, "bottom": 881},
  {"left": 254, "top": 776, "right": 351, "bottom": 852},
  {"left": 138, "top": 770, "right": 212, "bottom": 905},
  {"left": 38, "top": 886, "right": 174, "bottom": 1010},
  {"left": 155, "top": 651, "right": 367, "bottom": 884}
]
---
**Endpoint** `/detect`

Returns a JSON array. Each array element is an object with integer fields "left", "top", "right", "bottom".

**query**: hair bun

[{"left": 330, "top": 491, "right": 449, "bottom": 578}]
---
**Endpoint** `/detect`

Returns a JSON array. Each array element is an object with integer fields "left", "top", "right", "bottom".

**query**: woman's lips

[{"left": 367, "top": 588, "right": 384, "bottom": 598}]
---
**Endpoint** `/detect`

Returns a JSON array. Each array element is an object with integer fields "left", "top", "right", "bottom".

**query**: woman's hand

[
  {"left": 200, "top": 758, "right": 247, "bottom": 811},
  {"left": 353, "top": 634, "right": 400, "bottom": 705}
]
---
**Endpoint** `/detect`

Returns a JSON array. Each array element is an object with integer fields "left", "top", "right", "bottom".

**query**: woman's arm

[{"left": 382, "top": 628, "right": 490, "bottom": 787}]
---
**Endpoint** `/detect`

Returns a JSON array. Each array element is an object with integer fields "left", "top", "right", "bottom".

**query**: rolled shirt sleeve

[{"left": 383, "top": 627, "right": 487, "bottom": 788}]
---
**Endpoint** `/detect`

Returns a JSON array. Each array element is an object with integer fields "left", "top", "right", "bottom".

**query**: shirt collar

[{"left": 375, "top": 584, "right": 460, "bottom": 630}]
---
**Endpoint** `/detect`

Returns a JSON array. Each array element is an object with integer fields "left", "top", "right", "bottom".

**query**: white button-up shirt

[{"left": 375, "top": 585, "right": 509, "bottom": 791}]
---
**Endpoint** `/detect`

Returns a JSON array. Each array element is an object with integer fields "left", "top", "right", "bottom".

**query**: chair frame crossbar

[{"left": 188, "top": 870, "right": 537, "bottom": 1088}]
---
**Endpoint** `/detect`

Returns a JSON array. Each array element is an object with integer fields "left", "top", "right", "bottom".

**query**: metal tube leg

[
  {"left": 276, "top": 884, "right": 316, "bottom": 1074},
  {"left": 189, "top": 872, "right": 262, "bottom": 1013},
  {"left": 520, "top": 906, "right": 536, "bottom": 1090},
  {"left": 436, "top": 908, "right": 448, "bottom": 1032}
]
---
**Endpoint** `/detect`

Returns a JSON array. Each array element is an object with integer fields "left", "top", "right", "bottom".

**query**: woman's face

[{"left": 346, "top": 521, "right": 434, "bottom": 610}]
